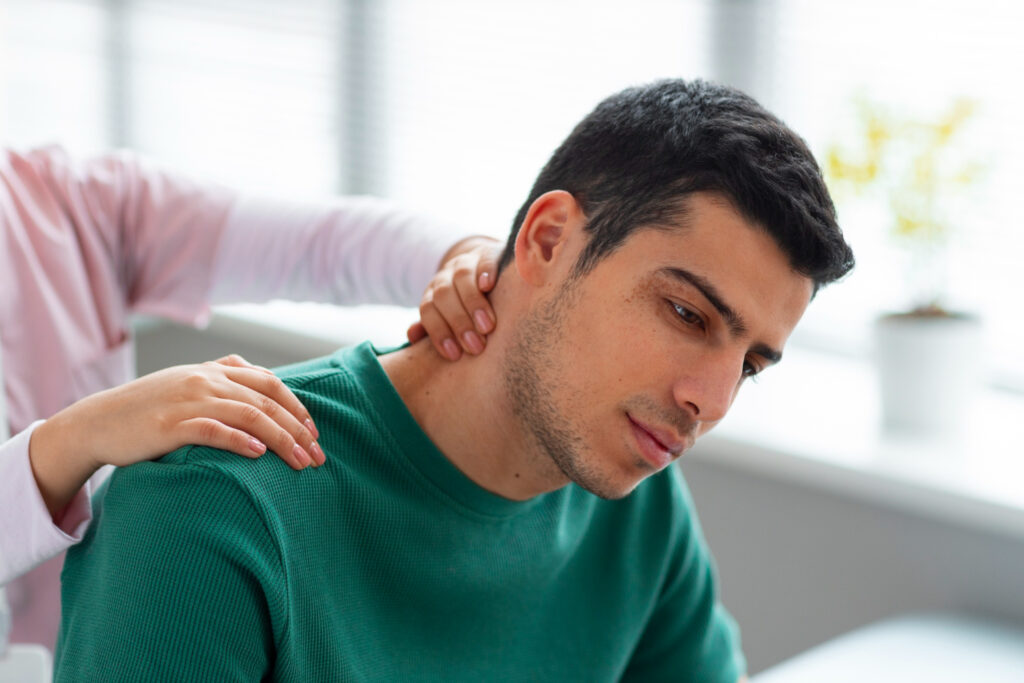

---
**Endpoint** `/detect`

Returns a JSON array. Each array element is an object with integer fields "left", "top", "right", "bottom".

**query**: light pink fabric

[
  {"left": 0, "top": 421, "right": 93, "bottom": 581},
  {"left": 0, "top": 146, "right": 456, "bottom": 650},
  {"left": 210, "top": 194, "right": 452, "bottom": 309},
  {"left": 1, "top": 147, "right": 229, "bottom": 437}
]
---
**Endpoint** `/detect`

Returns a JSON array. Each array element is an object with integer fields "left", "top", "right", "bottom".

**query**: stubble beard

[{"left": 501, "top": 284, "right": 629, "bottom": 500}]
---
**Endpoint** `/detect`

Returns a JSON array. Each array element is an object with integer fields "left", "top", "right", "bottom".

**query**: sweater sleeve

[
  {"left": 0, "top": 421, "right": 92, "bottom": 586},
  {"left": 54, "top": 457, "right": 285, "bottom": 682},
  {"left": 621, "top": 467, "right": 747, "bottom": 683},
  {"left": 209, "top": 195, "right": 463, "bottom": 309}
]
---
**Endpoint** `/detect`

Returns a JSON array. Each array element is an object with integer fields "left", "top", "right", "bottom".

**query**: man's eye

[
  {"left": 742, "top": 360, "right": 761, "bottom": 381},
  {"left": 671, "top": 302, "right": 705, "bottom": 329}
]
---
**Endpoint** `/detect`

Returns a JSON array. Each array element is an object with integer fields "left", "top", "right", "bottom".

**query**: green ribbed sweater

[{"left": 55, "top": 343, "right": 744, "bottom": 682}]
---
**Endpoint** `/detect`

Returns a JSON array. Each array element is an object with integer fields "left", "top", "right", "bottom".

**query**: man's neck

[{"left": 378, "top": 338, "right": 569, "bottom": 501}]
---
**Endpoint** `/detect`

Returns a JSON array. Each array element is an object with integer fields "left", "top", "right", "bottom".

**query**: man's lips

[
  {"left": 630, "top": 416, "right": 687, "bottom": 455},
  {"left": 627, "top": 414, "right": 689, "bottom": 458}
]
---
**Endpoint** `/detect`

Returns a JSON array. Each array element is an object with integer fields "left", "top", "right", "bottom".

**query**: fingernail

[
  {"left": 473, "top": 309, "right": 493, "bottom": 333},
  {"left": 304, "top": 418, "right": 319, "bottom": 440},
  {"left": 462, "top": 330, "right": 484, "bottom": 354},
  {"left": 293, "top": 444, "right": 311, "bottom": 468},
  {"left": 442, "top": 338, "right": 460, "bottom": 361},
  {"left": 310, "top": 442, "right": 325, "bottom": 467},
  {"left": 249, "top": 438, "right": 266, "bottom": 455},
  {"left": 479, "top": 271, "right": 492, "bottom": 289}
]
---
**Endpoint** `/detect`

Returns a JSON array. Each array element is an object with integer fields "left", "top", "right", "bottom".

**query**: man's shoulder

[
  {"left": 122, "top": 344, "right": 384, "bottom": 516},
  {"left": 272, "top": 346, "right": 359, "bottom": 395},
  {"left": 273, "top": 342, "right": 390, "bottom": 416},
  {"left": 273, "top": 350, "right": 346, "bottom": 383}
]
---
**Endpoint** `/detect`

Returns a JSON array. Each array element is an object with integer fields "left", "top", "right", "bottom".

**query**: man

[{"left": 55, "top": 79, "right": 853, "bottom": 681}]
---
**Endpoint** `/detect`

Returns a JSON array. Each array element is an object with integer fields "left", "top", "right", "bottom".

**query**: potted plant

[{"left": 825, "top": 96, "right": 984, "bottom": 436}]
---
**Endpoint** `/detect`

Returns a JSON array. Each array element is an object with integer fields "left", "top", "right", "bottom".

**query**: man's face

[{"left": 503, "top": 193, "right": 813, "bottom": 499}]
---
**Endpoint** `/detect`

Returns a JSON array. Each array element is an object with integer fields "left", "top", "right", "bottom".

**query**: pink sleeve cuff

[{"left": 0, "top": 421, "right": 93, "bottom": 585}]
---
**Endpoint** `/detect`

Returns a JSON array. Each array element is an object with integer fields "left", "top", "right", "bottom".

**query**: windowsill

[
  {"left": 212, "top": 301, "right": 1024, "bottom": 540},
  {"left": 692, "top": 347, "right": 1024, "bottom": 540},
  {"left": 207, "top": 302, "right": 417, "bottom": 359}
]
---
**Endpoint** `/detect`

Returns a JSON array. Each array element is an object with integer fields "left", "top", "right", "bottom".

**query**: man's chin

[{"left": 570, "top": 473, "right": 642, "bottom": 501}]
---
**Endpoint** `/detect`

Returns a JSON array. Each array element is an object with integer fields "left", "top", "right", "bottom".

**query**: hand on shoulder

[{"left": 29, "top": 354, "right": 321, "bottom": 520}]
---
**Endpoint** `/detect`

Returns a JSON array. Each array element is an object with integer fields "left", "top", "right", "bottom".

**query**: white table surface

[
  {"left": 753, "top": 613, "right": 1024, "bottom": 682},
  {"left": 0, "top": 644, "right": 51, "bottom": 683}
]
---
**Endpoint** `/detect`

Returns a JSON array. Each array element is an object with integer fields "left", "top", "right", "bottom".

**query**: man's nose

[{"left": 671, "top": 357, "right": 739, "bottom": 425}]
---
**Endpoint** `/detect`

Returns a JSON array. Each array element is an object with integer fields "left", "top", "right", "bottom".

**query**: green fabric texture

[{"left": 55, "top": 342, "right": 745, "bottom": 682}]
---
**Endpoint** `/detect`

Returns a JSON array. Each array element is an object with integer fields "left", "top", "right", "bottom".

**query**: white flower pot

[{"left": 873, "top": 313, "right": 983, "bottom": 436}]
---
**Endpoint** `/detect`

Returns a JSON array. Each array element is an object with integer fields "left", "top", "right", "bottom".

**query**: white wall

[{"left": 682, "top": 457, "right": 1024, "bottom": 673}]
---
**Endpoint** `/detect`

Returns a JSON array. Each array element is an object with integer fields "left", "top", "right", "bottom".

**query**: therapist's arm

[
  {"left": 29, "top": 354, "right": 321, "bottom": 522},
  {"left": 25, "top": 227, "right": 503, "bottom": 523},
  {"left": 0, "top": 424, "right": 92, "bottom": 585},
  {"left": 207, "top": 192, "right": 503, "bottom": 362}
]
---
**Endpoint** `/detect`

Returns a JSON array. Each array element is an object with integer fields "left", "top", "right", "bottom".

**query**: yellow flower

[{"left": 823, "top": 95, "right": 980, "bottom": 249}]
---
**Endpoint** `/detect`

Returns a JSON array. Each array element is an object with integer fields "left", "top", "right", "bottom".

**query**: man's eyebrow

[
  {"left": 660, "top": 266, "right": 783, "bottom": 365},
  {"left": 662, "top": 267, "right": 746, "bottom": 335},
  {"left": 750, "top": 342, "right": 782, "bottom": 365}
]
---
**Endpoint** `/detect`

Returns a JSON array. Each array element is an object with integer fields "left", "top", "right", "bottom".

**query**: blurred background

[
  {"left": 3, "top": 0, "right": 1022, "bottom": 382},
  {"left": 3, "top": 0, "right": 1023, "bottom": 676}
]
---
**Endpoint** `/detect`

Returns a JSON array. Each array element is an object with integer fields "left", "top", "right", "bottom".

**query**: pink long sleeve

[
  {"left": 0, "top": 422, "right": 92, "bottom": 586},
  {"left": 1, "top": 146, "right": 233, "bottom": 436},
  {"left": 210, "top": 195, "right": 459, "bottom": 308}
]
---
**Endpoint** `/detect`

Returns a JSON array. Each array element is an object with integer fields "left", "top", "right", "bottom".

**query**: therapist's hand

[
  {"left": 408, "top": 235, "right": 502, "bottom": 361},
  {"left": 29, "top": 355, "right": 321, "bottom": 521}
]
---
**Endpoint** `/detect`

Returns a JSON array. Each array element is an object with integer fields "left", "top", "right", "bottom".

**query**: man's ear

[{"left": 514, "top": 190, "right": 584, "bottom": 287}]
